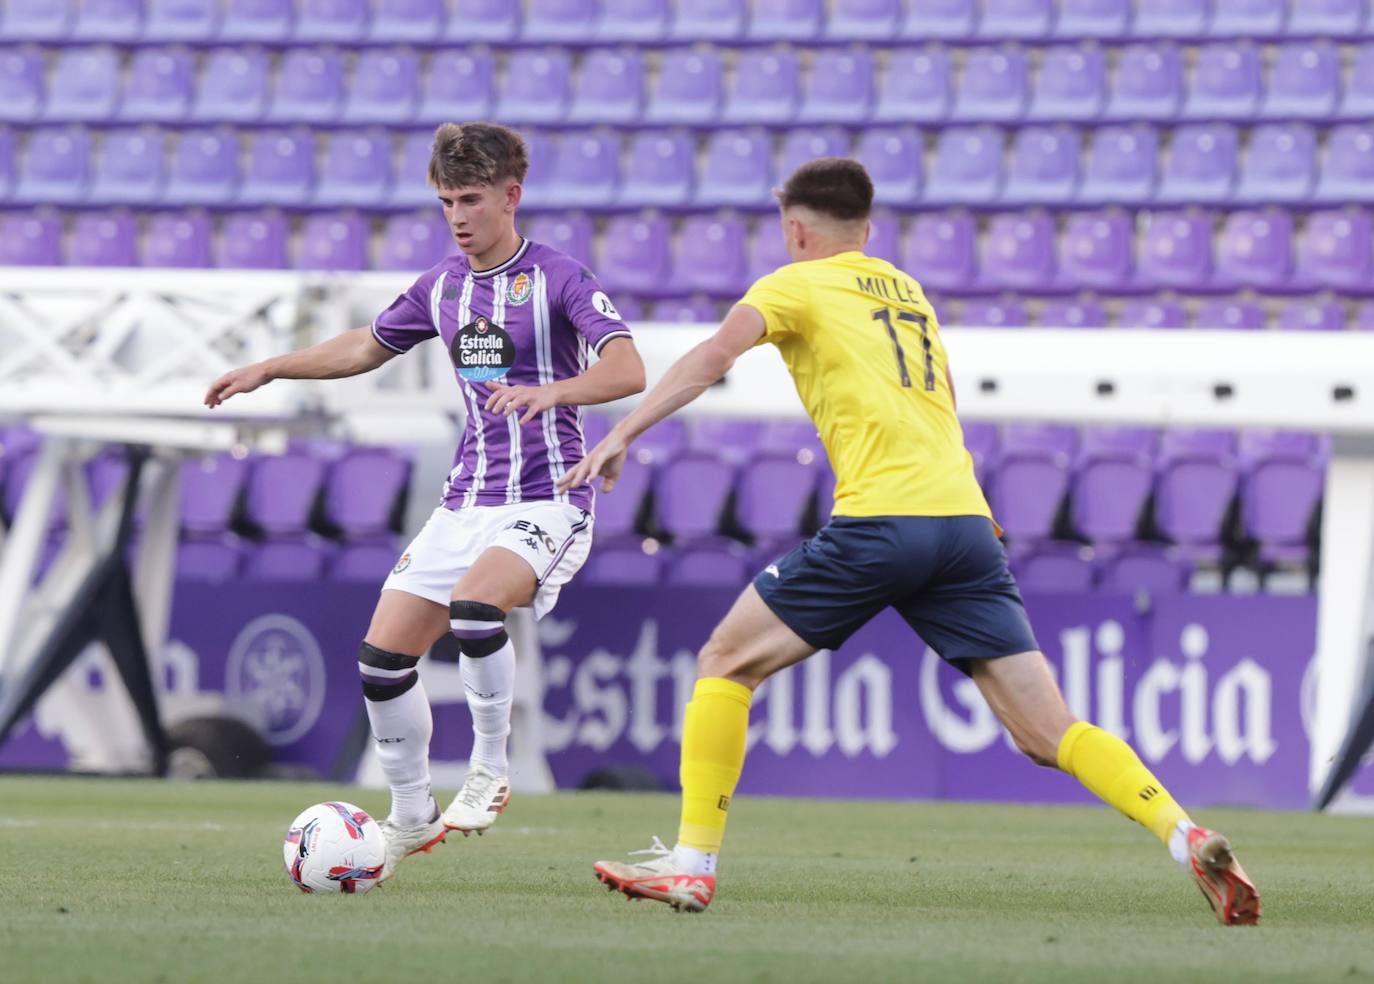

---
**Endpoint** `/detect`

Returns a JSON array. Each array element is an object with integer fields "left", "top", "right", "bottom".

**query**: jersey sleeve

[
  {"left": 738, "top": 265, "right": 810, "bottom": 345},
  {"left": 559, "top": 265, "right": 634, "bottom": 355},
  {"left": 371, "top": 269, "right": 441, "bottom": 354}
]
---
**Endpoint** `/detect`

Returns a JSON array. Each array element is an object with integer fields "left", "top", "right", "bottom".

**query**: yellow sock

[
  {"left": 677, "top": 677, "right": 752, "bottom": 854},
  {"left": 1057, "top": 721, "right": 1191, "bottom": 843}
]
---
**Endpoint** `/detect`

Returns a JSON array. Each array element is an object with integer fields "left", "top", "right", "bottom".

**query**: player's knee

[
  {"left": 358, "top": 642, "right": 420, "bottom": 702},
  {"left": 697, "top": 635, "right": 762, "bottom": 690},
  {"left": 450, "top": 599, "right": 509, "bottom": 657}
]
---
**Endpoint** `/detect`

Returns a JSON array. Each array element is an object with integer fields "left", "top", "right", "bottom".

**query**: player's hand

[
  {"left": 204, "top": 364, "right": 271, "bottom": 408},
  {"left": 558, "top": 432, "right": 628, "bottom": 493},
  {"left": 484, "top": 381, "right": 559, "bottom": 425}
]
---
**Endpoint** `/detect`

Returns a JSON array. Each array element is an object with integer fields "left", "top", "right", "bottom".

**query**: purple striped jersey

[{"left": 371, "top": 238, "right": 632, "bottom": 513}]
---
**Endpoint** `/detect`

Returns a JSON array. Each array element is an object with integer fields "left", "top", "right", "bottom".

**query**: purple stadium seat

[
  {"left": 1262, "top": 43, "right": 1339, "bottom": 119},
  {"left": 1194, "top": 298, "right": 1267, "bottom": 330},
  {"left": 567, "top": 50, "right": 643, "bottom": 125},
  {"left": 295, "top": 0, "right": 368, "bottom": 42},
  {"left": 1005, "top": 422, "right": 1078, "bottom": 458},
  {"left": 826, "top": 0, "right": 901, "bottom": 40},
  {"left": 1071, "top": 452, "right": 1153, "bottom": 544},
  {"left": 1098, "top": 544, "right": 1188, "bottom": 593},
  {"left": 1115, "top": 299, "right": 1188, "bottom": 329},
  {"left": 144, "top": 212, "right": 212, "bottom": 267},
  {"left": 1052, "top": 0, "right": 1130, "bottom": 38},
  {"left": 0, "top": 50, "right": 44, "bottom": 123},
  {"left": 675, "top": 216, "right": 748, "bottom": 296},
  {"left": 445, "top": 0, "right": 519, "bottom": 41},
  {"left": 369, "top": 0, "right": 444, "bottom": 41},
  {"left": 1164, "top": 428, "right": 1238, "bottom": 461},
  {"left": 855, "top": 127, "right": 922, "bottom": 205},
  {"left": 314, "top": 132, "right": 391, "bottom": 207},
  {"left": 746, "top": 0, "right": 823, "bottom": 39},
  {"left": 954, "top": 47, "right": 1029, "bottom": 122},
  {"left": 1003, "top": 126, "right": 1080, "bottom": 203},
  {"left": 245, "top": 540, "right": 330, "bottom": 580},
  {"left": 241, "top": 130, "right": 315, "bottom": 205},
  {"left": 759, "top": 420, "right": 824, "bottom": 464},
  {"left": 72, "top": 0, "right": 142, "bottom": 40},
  {"left": 1184, "top": 43, "right": 1263, "bottom": 120},
  {"left": 418, "top": 51, "right": 493, "bottom": 124},
  {"left": 595, "top": 0, "right": 670, "bottom": 41},
  {"left": 1236, "top": 124, "right": 1316, "bottom": 204},
  {"left": 345, "top": 50, "right": 419, "bottom": 125},
  {"left": 665, "top": 545, "right": 750, "bottom": 588},
  {"left": 597, "top": 216, "right": 672, "bottom": 296},
  {"left": 521, "top": 0, "right": 597, "bottom": 42},
  {"left": 1289, "top": 0, "right": 1365, "bottom": 35},
  {"left": 1214, "top": 210, "right": 1294, "bottom": 291},
  {"left": 799, "top": 49, "right": 873, "bottom": 124},
  {"left": 901, "top": 0, "right": 976, "bottom": 38},
  {"left": 582, "top": 411, "right": 613, "bottom": 450},
  {"left": 978, "top": 0, "right": 1052, "bottom": 37},
  {"left": 778, "top": 128, "right": 850, "bottom": 182},
  {"left": 0, "top": 212, "right": 62, "bottom": 265},
  {"left": 1241, "top": 458, "right": 1323, "bottom": 564},
  {"left": 244, "top": 452, "right": 326, "bottom": 535},
  {"left": 649, "top": 298, "right": 720, "bottom": 323},
  {"left": 645, "top": 49, "right": 723, "bottom": 125},
  {"left": 216, "top": 211, "right": 289, "bottom": 269},
  {"left": 1081, "top": 125, "right": 1158, "bottom": 204},
  {"left": 668, "top": 0, "right": 745, "bottom": 39},
  {"left": 957, "top": 297, "right": 1029, "bottom": 326},
  {"left": 1038, "top": 298, "right": 1107, "bottom": 328},
  {"left": 903, "top": 212, "right": 976, "bottom": 294},
  {"left": 654, "top": 453, "right": 735, "bottom": 542},
  {"left": 1315, "top": 126, "right": 1374, "bottom": 205},
  {"left": 1057, "top": 209, "right": 1132, "bottom": 291},
  {"left": 1158, "top": 125, "right": 1238, "bottom": 204},
  {"left": 323, "top": 448, "right": 409, "bottom": 539},
  {"left": 1011, "top": 542, "right": 1096, "bottom": 593},
  {"left": 617, "top": 131, "right": 693, "bottom": 208},
  {"left": 177, "top": 538, "right": 244, "bottom": 582},
  {"left": 989, "top": 426, "right": 1076, "bottom": 543},
  {"left": 580, "top": 538, "right": 662, "bottom": 586},
  {"left": 978, "top": 212, "right": 1056, "bottom": 291},
  {"left": 590, "top": 462, "right": 651, "bottom": 539},
  {"left": 962, "top": 421, "right": 998, "bottom": 485},
  {"left": 1081, "top": 424, "right": 1159, "bottom": 458},
  {"left": 722, "top": 50, "right": 800, "bottom": 125},
  {"left": 634, "top": 417, "right": 689, "bottom": 466},
  {"left": 332, "top": 541, "right": 402, "bottom": 582},
  {"left": 1028, "top": 46, "right": 1106, "bottom": 121},
  {"left": 179, "top": 453, "right": 248, "bottom": 534},
  {"left": 221, "top": 0, "right": 294, "bottom": 40},
  {"left": 1343, "top": 44, "right": 1374, "bottom": 120},
  {"left": 1, "top": 117, "right": 20, "bottom": 194},
  {"left": 1105, "top": 44, "right": 1183, "bottom": 123},
  {"left": 1277, "top": 301, "right": 1345, "bottom": 332},
  {"left": 388, "top": 132, "right": 436, "bottom": 208},
  {"left": 874, "top": 48, "right": 952, "bottom": 124},
  {"left": 747, "top": 218, "right": 793, "bottom": 281},
  {"left": 1240, "top": 430, "right": 1325, "bottom": 465},
  {"left": 867, "top": 214, "right": 902, "bottom": 265},
  {"left": 1, "top": 0, "right": 74, "bottom": 39},
  {"left": 1296, "top": 210, "right": 1374, "bottom": 291},
  {"left": 926, "top": 127, "right": 1004, "bottom": 204},
  {"left": 15, "top": 127, "right": 91, "bottom": 204},
  {"left": 297, "top": 212, "right": 369, "bottom": 271},
  {"left": 544, "top": 133, "right": 619, "bottom": 209},
  {"left": 1355, "top": 302, "right": 1374, "bottom": 331},
  {"left": 1210, "top": 0, "right": 1287, "bottom": 36},
  {"left": 47, "top": 47, "right": 120, "bottom": 123},
  {"left": 375, "top": 213, "right": 450, "bottom": 271},
  {"left": 191, "top": 48, "right": 270, "bottom": 123},
  {"left": 1132, "top": 0, "right": 1209, "bottom": 36},
  {"left": 90, "top": 130, "right": 165, "bottom": 205},
  {"left": 120, "top": 49, "right": 193, "bottom": 124},
  {"left": 267, "top": 49, "right": 344, "bottom": 124},
  {"left": 494, "top": 50, "right": 570, "bottom": 125},
  {"left": 689, "top": 418, "right": 764, "bottom": 463},
  {"left": 694, "top": 129, "right": 772, "bottom": 208},
  {"left": 68, "top": 211, "right": 138, "bottom": 267},
  {"left": 524, "top": 214, "right": 592, "bottom": 267},
  {"left": 735, "top": 454, "right": 817, "bottom": 542},
  {"left": 517, "top": 131, "right": 555, "bottom": 210},
  {"left": 164, "top": 129, "right": 238, "bottom": 206}
]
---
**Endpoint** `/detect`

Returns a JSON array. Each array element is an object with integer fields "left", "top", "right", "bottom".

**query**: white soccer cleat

[
  {"left": 593, "top": 836, "right": 716, "bottom": 913},
  {"left": 378, "top": 811, "right": 447, "bottom": 883},
  {"left": 441, "top": 765, "right": 511, "bottom": 835}
]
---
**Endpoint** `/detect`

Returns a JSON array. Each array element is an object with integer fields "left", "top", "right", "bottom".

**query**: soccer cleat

[
  {"left": 377, "top": 810, "right": 447, "bottom": 883},
  {"left": 1187, "top": 826, "right": 1261, "bottom": 926},
  {"left": 593, "top": 836, "right": 716, "bottom": 913},
  {"left": 441, "top": 764, "right": 510, "bottom": 835}
]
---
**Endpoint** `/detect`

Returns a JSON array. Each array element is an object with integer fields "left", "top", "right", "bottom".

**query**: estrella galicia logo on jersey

[
  {"left": 506, "top": 272, "right": 533, "bottom": 306},
  {"left": 452, "top": 315, "right": 516, "bottom": 383}
]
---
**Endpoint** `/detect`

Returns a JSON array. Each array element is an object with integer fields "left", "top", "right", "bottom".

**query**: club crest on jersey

[
  {"left": 393, "top": 553, "right": 411, "bottom": 574},
  {"left": 452, "top": 316, "right": 516, "bottom": 383},
  {"left": 506, "top": 272, "right": 533, "bottom": 306}
]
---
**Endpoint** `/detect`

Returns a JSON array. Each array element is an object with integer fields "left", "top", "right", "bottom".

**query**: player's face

[{"left": 437, "top": 181, "right": 520, "bottom": 257}]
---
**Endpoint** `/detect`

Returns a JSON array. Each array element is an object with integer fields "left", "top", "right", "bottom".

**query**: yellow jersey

[{"left": 739, "top": 251, "right": 992, "bottom": 522}]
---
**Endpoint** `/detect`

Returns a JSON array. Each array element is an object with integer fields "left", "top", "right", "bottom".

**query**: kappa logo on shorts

[
  {"left": 508, "top": 519, "right": 556, "bottom": 553},
  {"left": 506, "top": 271, "right": 533, "bottom": 306},
  {"left": 765, "top": 564, "right": 780, "bottom": 578},
  {"left": 393, "top": 553, "right": 411, "bottom": 574}
]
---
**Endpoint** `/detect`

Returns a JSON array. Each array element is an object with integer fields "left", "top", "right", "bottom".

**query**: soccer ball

[{"left": 282, "top": 801, "right": 386, "bottom": 895}]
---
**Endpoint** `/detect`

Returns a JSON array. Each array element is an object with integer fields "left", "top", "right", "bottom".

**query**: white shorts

[{"left": 382, "top": 502, "right": 593, "bottom": 619}]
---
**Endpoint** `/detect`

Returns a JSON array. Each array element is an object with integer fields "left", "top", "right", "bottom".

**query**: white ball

[{"left": 282, "top": 801, "right": 386, "bottom": 895}]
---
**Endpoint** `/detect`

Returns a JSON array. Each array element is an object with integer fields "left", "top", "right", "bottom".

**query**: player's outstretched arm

[
  {"left": 203, "top": 326, "right": 398, "bottom": 408},
  {"left": 483, "top": 337, "right": 645, "bottom": 425},
  {"left": 558, "top": 305, "right": 766, "bottom": 493}
]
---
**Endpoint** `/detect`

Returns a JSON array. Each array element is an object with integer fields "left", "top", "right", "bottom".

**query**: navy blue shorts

[{"left": 753, "top": 515, "right": 1039, "bottom": 674}]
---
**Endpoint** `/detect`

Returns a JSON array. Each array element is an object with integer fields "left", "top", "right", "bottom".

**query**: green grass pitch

[{"left": 2, "top": 776, "right": 1373, "bottom": 984}]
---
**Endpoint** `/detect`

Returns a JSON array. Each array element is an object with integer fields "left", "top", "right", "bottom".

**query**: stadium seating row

[
  {"left": 7, "top": 122, "right": 1373, "bottom": 212},
  {"left": 8, "top": 41, "right": 1374, "bottom": 128},
  {"left": 2, "top": 0, "right": 1370, "bottom": 46}
]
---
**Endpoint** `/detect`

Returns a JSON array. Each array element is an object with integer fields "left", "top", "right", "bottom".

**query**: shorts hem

[{"left": 752, "top": 576, "right": 839, "bottom": 652}]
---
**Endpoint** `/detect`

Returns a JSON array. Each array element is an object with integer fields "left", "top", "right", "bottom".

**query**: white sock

[
  {"left": 671, "top": 844, "right": 716, "bottom": 875},
  {"left": 462, "top": 637, "right": 515, "bottom": 775},
  {"left": 363, "top": 676, "right": 436, "bottom": 825},
  {"left": 1168, "top": 819, "right": 1196, "bottom": 866}
]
